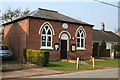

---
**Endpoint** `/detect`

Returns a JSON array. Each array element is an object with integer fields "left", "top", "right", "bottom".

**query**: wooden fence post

[
  {"left": 77, "top": 57, "right": 79, "bottom": 70},
  {"left": 93, "top": 57, "right": 95, "bottom": 68}
]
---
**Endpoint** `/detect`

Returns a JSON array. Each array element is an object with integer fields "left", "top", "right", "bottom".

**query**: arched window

[
  {"left": 41, "top": 24, "right": 52, "bottom": 48},
  {"left": 77, "top": 29, "right": 85, "bottom": 49}
]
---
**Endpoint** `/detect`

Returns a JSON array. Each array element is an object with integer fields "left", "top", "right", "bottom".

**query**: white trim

[
  {"left": 41, "top": 24, "right": 53, "bottom": 49},
  {"left": 61, "top": 33, "right": 69, "bottom": 51},
  {"left": 75, "top": 26, "right": 87, "bottom": 38},
  {"left": 76, "top": 28, "right": 85, "bottom": 49},
  {"left": 39, "top": 22, "right": 55, "bottom": 36},
  {"left": 59, "top": 31, "right": 71, "bottom": 39},
  {"left": 40, "top": 47, "right": 54, "bottom": 50},
  {"left": 76, "top": 48, "right": 86, "bottom": 50}
]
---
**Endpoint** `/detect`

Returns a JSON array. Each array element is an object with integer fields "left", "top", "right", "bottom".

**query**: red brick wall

[
  {"left": 4, "top": 18, "right": 29, "bottom": 59},
  {"left": 28, "top": 18, "right": 92, "bottom": 60},
  {"left": 4, "top": 17, "right": 92, "bottom": 60}
]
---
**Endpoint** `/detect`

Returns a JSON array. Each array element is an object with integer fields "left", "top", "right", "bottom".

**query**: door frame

[
  {"left": 60, "top": 33, "right": 69, "bottom": 51},
  {"left": 60, "top": 33, "right": 69, "bottom": 59},
  {"left": 61, "top": 40, "right": 67, "bottom": 59}
]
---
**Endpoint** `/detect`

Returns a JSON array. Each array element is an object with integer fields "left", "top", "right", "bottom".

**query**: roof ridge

[
  {"left": 29, "top": 9, "right": 39, "bottom": 16},
  {"left": 93, "top": 29, "right": 113, "bottom": 32},
  {"left": 58, "top": 12, "right": 90, "bottom": 25},
  {"left": 38, "top": 8, "right": 58, "bottom": 13}
]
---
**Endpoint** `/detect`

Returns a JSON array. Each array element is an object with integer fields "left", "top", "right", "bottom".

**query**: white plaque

[{"left": 62, "top": 23, "right": 68, "bottom": 29}]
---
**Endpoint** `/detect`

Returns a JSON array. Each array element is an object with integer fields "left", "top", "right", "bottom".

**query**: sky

[{"left": 0, "top": 1, "right": 119, "bottom": 32}]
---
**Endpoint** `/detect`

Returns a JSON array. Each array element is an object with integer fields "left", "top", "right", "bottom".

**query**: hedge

[{"left": 25, "top": 49, "right": 49, "bottom": 66}]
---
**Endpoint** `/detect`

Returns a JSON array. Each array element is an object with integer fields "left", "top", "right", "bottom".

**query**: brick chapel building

[{"left": 3, "top": 8, "right": 94, "bottom": 60}]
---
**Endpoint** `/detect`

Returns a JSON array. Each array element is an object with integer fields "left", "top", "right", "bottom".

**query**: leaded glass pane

[
  {"left": 81, "top": 39, "right": 84, "bottom": 47},
  {"left": 42, "top": 28, "right": 46, "bottom": 34},
  {"left": 80, "top": 29, "right": 82, "bottom": 33},
  {"left": 48, "top": 36, "right": 51, "bottom": 41},
  {"left": 77, "top": 32, "right": 80, "bottom": 37},
  {"left": 47, "top": 29, "right": 51, "bottom": 35},
  {"left": 45, "top": 26, "right": 48, "bottom": 30},
  {"left": 77, "top": 42, "right": 80, "bottom": 47},
  {"left": 47, "top": 42, "right": 51, "bottom": 46},
  {"left": 42, "top": 36, "right": 46, "bottom": 41},
  {"left": 77, "top": 38, "right": 80, "bottom": 42},
  {"left": 81, "top": 33, "right": 84, "bottom": 37},
  {"left": 42, "top": 42, "right": 46, "bottom": 46}
]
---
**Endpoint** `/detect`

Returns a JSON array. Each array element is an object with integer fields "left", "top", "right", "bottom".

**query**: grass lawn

[
  {"left": 85, "top": 59, "right": 118, "bottom": 67},
  {"left": 45, "top": 61, "right": 102, "bottom": 71}
]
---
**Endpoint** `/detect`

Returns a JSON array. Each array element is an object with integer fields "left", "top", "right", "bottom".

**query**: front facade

[{"left": 3, "top": 8, "right": 93, "bottom": 60}]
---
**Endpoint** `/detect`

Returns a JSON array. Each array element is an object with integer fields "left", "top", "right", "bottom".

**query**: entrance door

[{"left": 61, "top": 40, "right": 67, "bottom": 59}]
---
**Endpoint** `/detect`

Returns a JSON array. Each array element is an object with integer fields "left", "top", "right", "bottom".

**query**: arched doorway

[{"left": 61, "top": 33, "right": 69, "bottom": 59}]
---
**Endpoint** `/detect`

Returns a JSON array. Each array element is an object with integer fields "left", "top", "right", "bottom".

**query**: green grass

[
  {"left": 45, "top": 61, "right": 102, "bottom": 71},
  {"left": 85, "top": 59, "right": 118, "bottom": 67}
]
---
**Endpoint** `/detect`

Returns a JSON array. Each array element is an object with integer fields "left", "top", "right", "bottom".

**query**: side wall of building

[{"left": 4, "top": 18, "right": 29, "bottom": 59}]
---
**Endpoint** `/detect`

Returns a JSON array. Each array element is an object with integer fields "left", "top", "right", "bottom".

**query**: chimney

[{"left": 101, "top": 22, "right": 105, "bottom": 32}]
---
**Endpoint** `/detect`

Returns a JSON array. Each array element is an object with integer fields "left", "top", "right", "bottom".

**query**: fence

[{"left": 93, "top": 49, "right": 110, "bottom": 57}]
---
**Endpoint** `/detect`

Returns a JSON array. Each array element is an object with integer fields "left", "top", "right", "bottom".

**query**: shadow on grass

[{"left": 46, "top": 63, "right": 63, "bottom": 67}]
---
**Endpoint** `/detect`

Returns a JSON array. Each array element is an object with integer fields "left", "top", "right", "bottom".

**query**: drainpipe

[{"left": 67, "top": 51, "right": 69, "bottom": 62}]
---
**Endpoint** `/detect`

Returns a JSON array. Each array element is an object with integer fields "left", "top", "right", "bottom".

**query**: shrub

[
  {"left": 26, "top": 49, "right": 32, "bottom": 63},
  {"left": 26, "top": 49, "right": 49, "bottom": 67},
  {"left": 114, "top": 43, "right": 120, "bottom": 52},
  {"left": 115, "top": 52, "right": 120, "bottom": 59},
  {"left": 114, "top": 43, "right": 120, "bottom": 59},
  {"left": 43, "top": 51, "right": 49, "bottom": 66}
]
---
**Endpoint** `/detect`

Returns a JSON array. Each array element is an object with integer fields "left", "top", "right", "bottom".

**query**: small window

[
  {"left": 106, "top": 43, "right": 110, "bottom": 49},
  {"left": 0, "top": 46, "right": 9, "bottom": 50},
  {"left": 111, "top": 43, "right": 115, "bottom": 49}
]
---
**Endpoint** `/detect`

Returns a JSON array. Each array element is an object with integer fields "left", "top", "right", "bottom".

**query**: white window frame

[
  {"left": 76, "top": 29, "right": 85, "bottom": 50},
  {"left": 40, "top": 24, "right": 53, "bottom": 49},
  {"left": 106, "top": 42, "right": 110, "bottom": 49}
]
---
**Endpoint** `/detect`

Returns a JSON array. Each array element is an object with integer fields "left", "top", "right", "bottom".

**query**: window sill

[
  {"left": 40, "top": 47, "right": 54, "bottom": 50},
  {"left": 76, "top": 48, "right": 86, "bottom": 50}
]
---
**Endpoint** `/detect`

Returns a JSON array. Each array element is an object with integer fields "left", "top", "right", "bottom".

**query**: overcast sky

[{"left": 0, "top": 1, "right": 119, "bottom": 32}]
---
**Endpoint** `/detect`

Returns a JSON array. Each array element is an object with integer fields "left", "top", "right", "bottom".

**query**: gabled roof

[
  {"left": 3, "top": 8, "right": 94, "bottom": 27},
  {"left": 93, "top": 29, "right": 120, "bottom": 42}
]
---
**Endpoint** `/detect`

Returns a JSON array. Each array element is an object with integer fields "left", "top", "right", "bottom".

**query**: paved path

[
  {"left": 29, "top": 68, "right": 118, "bottom": 78},
  {"left": 2, "top": 68, "right": 64, "bottom": 79}
]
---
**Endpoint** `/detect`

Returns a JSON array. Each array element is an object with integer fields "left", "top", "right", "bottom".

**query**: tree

[
  {"left": 98, "top": 40, "right": 106, "bottom": 50},
  {"left": 114, "top": 43, "right": 120, "bottom": 58},
  {"left": 0, "top": 8, "right": 30, "bottom": 24},
  {"left": 114, "top": 43, "right": 120, "bottom": 52}
]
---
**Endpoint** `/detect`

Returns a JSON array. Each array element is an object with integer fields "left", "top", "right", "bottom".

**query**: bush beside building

[{"left": 25, "top": 49, "right": 49, "bottom": 67}]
